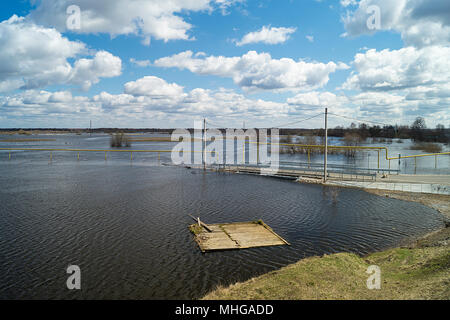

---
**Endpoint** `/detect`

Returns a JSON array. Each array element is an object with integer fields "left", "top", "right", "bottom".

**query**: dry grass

[
  {"left": 129, "top": 137, "right": 257, "bottom": 142},
  {"left": 0, "top": 139, "right": 56, "bottom": 142},
  {"left": 189, "top": 224, "right": 203, "bottom": 236},
  {"left": 410, "top": 142, "right": 443, "bottom": 153},
  {"left": 365, "top": 189, "right": 450, "bottom": 219},
  {"left": 17, "top": 129, "right": 32, "bottom": 135},
  {"left": 129, "top": 137, "right": 173, "bottom": 142},
  {"left": 203, "top": 246, "right": 449, "bottom": 300},
  {"left": 0, "top": 130, "right": 72, "bottom": 135}
]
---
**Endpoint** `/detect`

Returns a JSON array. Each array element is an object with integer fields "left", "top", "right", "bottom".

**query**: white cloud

[
  {"left": 130, "top": 58, "right": 151, "bottom": 67},
  {"left": 305, "top": 35, "right": 314, "bottom": 42},
  {"left": 0, "top": 15, "right": 122, "bottom": 92},
  {"left": 340, "top": 0, "right": 358, "bottom": 7},
  {"left": 0, "top": 15, "right": 83, "bottom": 91},
  {"left": 287, "top": 91, "right": 348, "bottom": 108},
  {"left": 29, "top": 0, "right": 241, "bottom": 43},
  {"left": 97, "top": 75, "right": 289, "bottom": 117},
  {"left": 341, "top": 0, "right": 450, "bottom": 47},
  {"left": 235, "top": 26, "right": 297, "bottom": 46},
  {"left": 337, "top": 44, "right": 450, "bottom": 124},
  {"left": 349, "top": 92, "right": 406, "bottom": 117},
  {"left": 1, "top": 90, "right": 98, "bottom": 117},
  {"left": 342, "top": 46, "right": 450, "bottom": 91},
  {"left": 154, "top": 50, "right": 349, "bottom": 92},
  {"left": 70, "top": 51, "right": 122, "bottom": 91},
  {"left": 287, "top": 89, "right": 449, "bottom": 125},
  {"left": 0, "top": 74, "right": 294, "bottom": 125},
  {"left": 2, "top": 76, "right": 449, "bottom": 127},
  {"left": 124, "top": 76, "right": 185, "bottom": 98},
  {"left": 0, "top": 79, "right": 26, "bottom": 93},
  {"left": 48, "top": 91, "right": 73, "bottom": 103},
  {"left": 215, "top": 0, "right": 245, "bottom": 15}
]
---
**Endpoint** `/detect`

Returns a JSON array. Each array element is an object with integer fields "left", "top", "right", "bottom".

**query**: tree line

[{"left": 280, "top": 117, "right": 449, "bottom": 144}]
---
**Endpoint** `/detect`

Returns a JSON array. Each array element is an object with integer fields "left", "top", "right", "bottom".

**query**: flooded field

[{"left": 0, "top": 134, "right": 446, "bottom": 299}]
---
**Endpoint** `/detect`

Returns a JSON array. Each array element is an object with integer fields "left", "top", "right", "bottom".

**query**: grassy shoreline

[{"left": 203, "top": 190, "right": 450, "bottom": 300}]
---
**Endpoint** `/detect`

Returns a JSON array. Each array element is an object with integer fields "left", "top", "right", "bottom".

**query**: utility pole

[
  {"left": 89, "top": 120, "right": 92, "bottom": 136},
  {"left": 203, "top": 118, "right": 206, "bottom": 170},
  {"left": 324, "top": 108, "right": 328, "bottom": 182}
]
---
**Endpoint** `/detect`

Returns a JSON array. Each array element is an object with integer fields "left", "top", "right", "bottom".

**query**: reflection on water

[
  {"left": 0, "top": 134, "right": 445, "bottom": 299},
  {"left": 1, "top": 133, "right": 448, "bottom": 174}
]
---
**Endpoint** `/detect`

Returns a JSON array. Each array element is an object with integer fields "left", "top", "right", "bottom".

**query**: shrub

[
  {"left": 110, "top": 133, "right": 131, "bottom": 147},
  {"left": 410, "top": 142, "right": 442, "bottom": 153},
  {"left": 342, "top": 133, "right": 363, "bottom": 157},
  {"left": 17, "top": 129, "right": 32, "bottom": 135}
]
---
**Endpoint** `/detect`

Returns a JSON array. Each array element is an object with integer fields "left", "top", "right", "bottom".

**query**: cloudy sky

[{"left": 0, "top": 0, "right": 449, "bottom": 128}]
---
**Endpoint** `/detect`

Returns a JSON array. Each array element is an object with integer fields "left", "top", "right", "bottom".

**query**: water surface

[{"left": 0, "top": 134, "right": 445, "bottom": 299}]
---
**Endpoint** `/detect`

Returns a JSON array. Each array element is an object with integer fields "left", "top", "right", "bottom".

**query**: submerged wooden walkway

[{"left": 189, "top": 220, "right": 290, "bottom": 252}]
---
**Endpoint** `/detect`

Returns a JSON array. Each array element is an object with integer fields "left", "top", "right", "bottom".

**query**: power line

[
  {"left": 328, "top": 112, "right": 395, "bottom": 127},
  {"left": 207, "top": 112, "right": 396, "bottom": 129},
  {"left": 205, "top": 120, "right": 230, "bottom": 128},
  {"left": 271, "top": 112, "right": 324, "bottom": 128},
  {"left": 206, "top": 112, "right": 325, "bottom": 129}
]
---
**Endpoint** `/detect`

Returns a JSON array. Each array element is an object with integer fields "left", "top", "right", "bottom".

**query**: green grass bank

[
  {"left": 203, "top": 246, "right": 449, "bottom": 300},
  {"left": 203, "top": 192, "right": 450, "bottom": 300}
]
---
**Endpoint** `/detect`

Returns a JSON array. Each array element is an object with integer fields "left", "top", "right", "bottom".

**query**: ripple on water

[{"left": 0, "top": 162, "right": 444, "bottom": 299}]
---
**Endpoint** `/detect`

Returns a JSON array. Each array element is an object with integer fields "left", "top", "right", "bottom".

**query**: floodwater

[
  {"left": 281, "top": 136, "right": 450, "bottom": 175},
  {"left": 0, "top": 134, "right": 445, "bottom": 299}
]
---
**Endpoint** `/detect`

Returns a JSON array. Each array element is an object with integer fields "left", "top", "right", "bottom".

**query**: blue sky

[{"left": 0, "top": 0, "right": 449, "bottom": 128}]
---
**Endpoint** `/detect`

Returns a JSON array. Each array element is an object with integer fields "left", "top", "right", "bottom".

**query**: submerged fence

[{"left": 1, "top": 143, "right": 449, "bottom": 174}]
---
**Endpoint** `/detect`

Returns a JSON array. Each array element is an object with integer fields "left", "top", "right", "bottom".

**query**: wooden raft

[{"left": 189, "top": 220, "right": 290, "bottom": 252}]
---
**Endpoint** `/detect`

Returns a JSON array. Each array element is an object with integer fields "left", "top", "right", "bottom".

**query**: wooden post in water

[
  {"left": 414, "top": 156, "right": 417, "bottom": 174},
  {"left": 377, "top": 150, "right": 380, "bottom": 172},
  {"left": 188, "top": 214, "right": 212, "bottom": 232},
  {"left": 50, "top": 152, "right": 52, "bottom": 162},
  {"left": 308, "top": 148, "right": 310, "bottom": 168},
  {"left": 77, "top": 152, "right": 79, "bottom": 161},
  {"left": 9, "top": 152, "right": 11, "bottom": 160},
  {"left": 398, "top": 154, "right": 401, "bottom": 175},
  {"left": 256, "top": 141, "right": 259, "bottom": 165}
]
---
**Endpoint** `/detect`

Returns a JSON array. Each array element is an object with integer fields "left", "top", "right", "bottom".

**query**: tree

[
  {"left": 412, "top": 117, "right": 426, "bottom": 129},
  {"left": 368, "top": 125, "right": 381, "bottom": 138},
  {"left": 358, "top": 123, "right": 369, "bottom": 140},
  {"left": 411, "top": 117, "right": 426, "bottom": 141}
]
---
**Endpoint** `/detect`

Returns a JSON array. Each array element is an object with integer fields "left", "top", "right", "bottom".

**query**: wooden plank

[
  {"left": 189, "top": 220, "right": 289, "bottom": 252},
  {"left": 188, "top": 214, "right": 212, "bottom": 232},
  {"left": 257, "top": 220, "right": 291, "bottom": 246}
]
